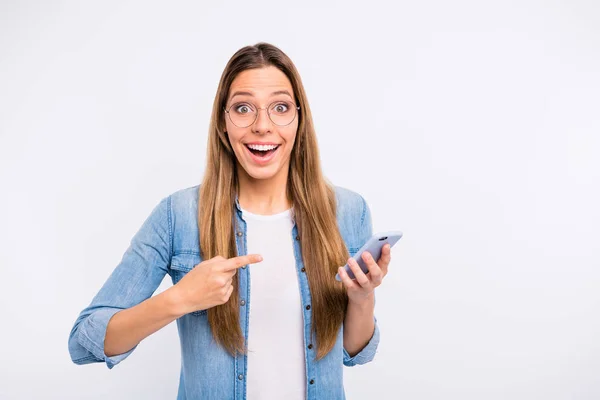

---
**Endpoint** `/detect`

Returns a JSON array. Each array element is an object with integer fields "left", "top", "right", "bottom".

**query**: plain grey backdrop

[{"left": 1, "top": 1, "right": 599, "bottom": 399}]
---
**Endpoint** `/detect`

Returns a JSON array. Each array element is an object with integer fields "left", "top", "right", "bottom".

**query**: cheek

[
  {"left": 225, "top": 131, "right": 246, "bottom": 159},
  {"left": 282, "top": 126, "right": 298, "bottom": 148},
  {"left": 224, "top": 119, "right": 235, "bottom": 136},
  {"left": 225, "top": 126, "right": 243, "bottom": 145}
]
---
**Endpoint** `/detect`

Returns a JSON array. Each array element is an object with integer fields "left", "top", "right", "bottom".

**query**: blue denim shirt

[{"left": 68, "top": 184, "right": 380, "bottom": 399}]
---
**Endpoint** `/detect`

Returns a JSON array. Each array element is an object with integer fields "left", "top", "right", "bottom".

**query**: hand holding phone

[{"left": 335, "top": 231, "right": 403, "bottom": 281}]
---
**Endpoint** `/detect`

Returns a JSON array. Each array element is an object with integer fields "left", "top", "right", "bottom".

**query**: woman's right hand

[{"left": 171, "top": 254, "right": 263, "bottom": 316}]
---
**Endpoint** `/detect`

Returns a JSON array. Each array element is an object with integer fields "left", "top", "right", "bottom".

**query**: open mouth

[{"left": 244, "top": 144, "right": 280, "bottom": 160}]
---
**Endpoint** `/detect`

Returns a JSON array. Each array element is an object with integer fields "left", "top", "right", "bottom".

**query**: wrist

[
  {"left": 163, "top": 286, "right": 188, "bottom": 318},
  {"left": 348, "top": 292, "right": 375, "bottom": 310}
]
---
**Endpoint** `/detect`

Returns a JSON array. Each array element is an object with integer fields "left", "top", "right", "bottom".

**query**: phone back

[{"left": 336, "top": 231, "right": 403, "bottom": 280}]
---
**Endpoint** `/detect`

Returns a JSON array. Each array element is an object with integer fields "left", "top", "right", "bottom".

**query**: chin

[
  {"left": 242, "top": 165, "right": 283, "bottom": 181},
  {"left": 234, "top": 143, "right": 291, "bottom": 182}
]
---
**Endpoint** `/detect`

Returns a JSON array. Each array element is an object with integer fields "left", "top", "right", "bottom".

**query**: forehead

[{"left": 228, "top": 66, "right": 294, "bottom": 99}]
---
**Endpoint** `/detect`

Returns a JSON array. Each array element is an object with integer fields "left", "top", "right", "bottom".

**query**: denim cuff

[
  {"left": 76, "top": 308, "right": 137, "bottom": 369},
  {"left": 343, "top": 318, "right": 380, "bottom": 366}
]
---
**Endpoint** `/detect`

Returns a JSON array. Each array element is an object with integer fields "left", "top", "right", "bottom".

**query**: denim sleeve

[
  {"left": 357, "top": 195, "right": 373, "bottom": 251},
  {"left": 68, "top": 195, "right": 172, "bottom": 369},
  {"left": 343, "top": 195, "right": 381, "bottom": 366}
]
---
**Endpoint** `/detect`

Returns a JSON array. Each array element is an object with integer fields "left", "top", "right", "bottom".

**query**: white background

[{"left": 1, "top": 1, "right": 599, "bottom": 399}]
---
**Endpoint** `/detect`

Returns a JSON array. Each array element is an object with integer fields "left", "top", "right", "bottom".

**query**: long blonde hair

[{"left": 199, "top": 42, "right": 349, "bottom": 360}]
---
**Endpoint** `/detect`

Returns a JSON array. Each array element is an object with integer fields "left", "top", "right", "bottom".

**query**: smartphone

[{"left": 335, "top": 231, "right": 403, "bottom": 281}]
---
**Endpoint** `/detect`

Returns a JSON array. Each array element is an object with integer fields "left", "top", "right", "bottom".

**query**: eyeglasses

[{"left": 224, "top": 100, "right": 300, "bottom": 128}]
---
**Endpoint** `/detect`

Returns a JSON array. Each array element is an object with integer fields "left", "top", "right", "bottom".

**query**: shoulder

[
  {"left": 167, "top": 184, "right": 200, "bottom": 211},
  {"left": 163, "top": 184, "right": 200, "bottom": 228},
  {"left": 332, "top": 185, "right": 369, "bottom": 220},
  {"left": 163, "top": 184, "right": 201, "bottom": 253},
  {"left": 332, "top": 185, "right": 372, "bottom": 250},
  {"left": 166, "top": 184, "right": 369, "bottom": 222}
]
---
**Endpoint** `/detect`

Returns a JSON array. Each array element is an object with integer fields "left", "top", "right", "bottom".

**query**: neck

[{"left": 236, "top": 168, "right": 292, "bottom": 215}]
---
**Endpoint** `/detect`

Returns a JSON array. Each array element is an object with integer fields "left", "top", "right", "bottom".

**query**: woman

[{"left": 68, "top": 42, "right": 392, "bottom": 400}]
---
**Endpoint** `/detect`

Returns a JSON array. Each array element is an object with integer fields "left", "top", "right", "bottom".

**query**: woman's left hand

[{"left": 338, "top": 244, "right": 392, "bottom": 304}]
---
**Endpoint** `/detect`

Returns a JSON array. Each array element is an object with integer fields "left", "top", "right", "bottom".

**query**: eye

[
  {"left": 234, "top": 103, "right": 254, "bottom": 114},
  {"left": 271, "top": 102, "right": 290, "bottom": 114}
]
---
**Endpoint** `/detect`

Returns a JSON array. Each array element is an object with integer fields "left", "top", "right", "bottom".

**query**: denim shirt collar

[{"left": 233, "top": 193, "right": 243, "bottom": 214}]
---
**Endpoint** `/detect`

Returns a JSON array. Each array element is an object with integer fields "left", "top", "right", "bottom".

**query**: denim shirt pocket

[
  {"left": 348, "top": 247, "right": 359, "bottom": 258},
  {"left": 170, "top": 253, "right": 207, "bottom": 317}
]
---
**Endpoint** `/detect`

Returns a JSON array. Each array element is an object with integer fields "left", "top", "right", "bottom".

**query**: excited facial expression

[{"left": 224, "top": 66, "right": 299, "bottom": 183}]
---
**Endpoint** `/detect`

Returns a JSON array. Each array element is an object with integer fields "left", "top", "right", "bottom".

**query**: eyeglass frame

[{"left": 223, "top": 100, "right": 301, "bottom": 128}]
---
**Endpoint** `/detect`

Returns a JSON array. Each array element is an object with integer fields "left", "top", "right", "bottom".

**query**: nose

[{"left": 251, "top": 107, "right": 273, "bottom": 134}]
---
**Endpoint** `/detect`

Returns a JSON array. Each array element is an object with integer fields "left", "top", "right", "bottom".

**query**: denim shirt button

[
  {"left": 295, "top": 235, "right": 299, "bottom": 240},
  {"left": 236, "top": 231, "right": 243, "bottom": 237},
  {"left": 305, "top": 305, "right": 311, "bottom": 310},
  {"left": 242, "top": 265, "right": 246, "bottom": 269},
  {"left": 240, "top": 300, "right": 246, "bottom": 306},
  {"left": 238, "top": 374, "right": 244, "bottom": 380},
  {"left": 309, "top": 379, "right": 315, "bottom": 385},
  {"left": 301, "top": 267, "right": 306, "bottom": 272},
  {"left": 308, "top": 344, "right": 313, "bottom": 349}
]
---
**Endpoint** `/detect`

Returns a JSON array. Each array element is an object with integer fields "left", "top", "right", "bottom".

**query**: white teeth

[{"left": 246, "top": 144, "right": 279, "bottom": 151}]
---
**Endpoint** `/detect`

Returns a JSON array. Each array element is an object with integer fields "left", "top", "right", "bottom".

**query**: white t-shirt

[{"left": 242, "top": 207, "right": 306, "bottom": 400}]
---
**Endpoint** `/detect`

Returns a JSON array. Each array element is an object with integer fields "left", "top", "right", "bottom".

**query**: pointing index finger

[{"left": 224, "top": 254, "right": 263, "bottom": 271}]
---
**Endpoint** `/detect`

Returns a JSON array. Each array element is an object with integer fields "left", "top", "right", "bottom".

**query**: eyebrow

[{"left": 230, "top": 90, "right": 293, "bottom": 100}]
